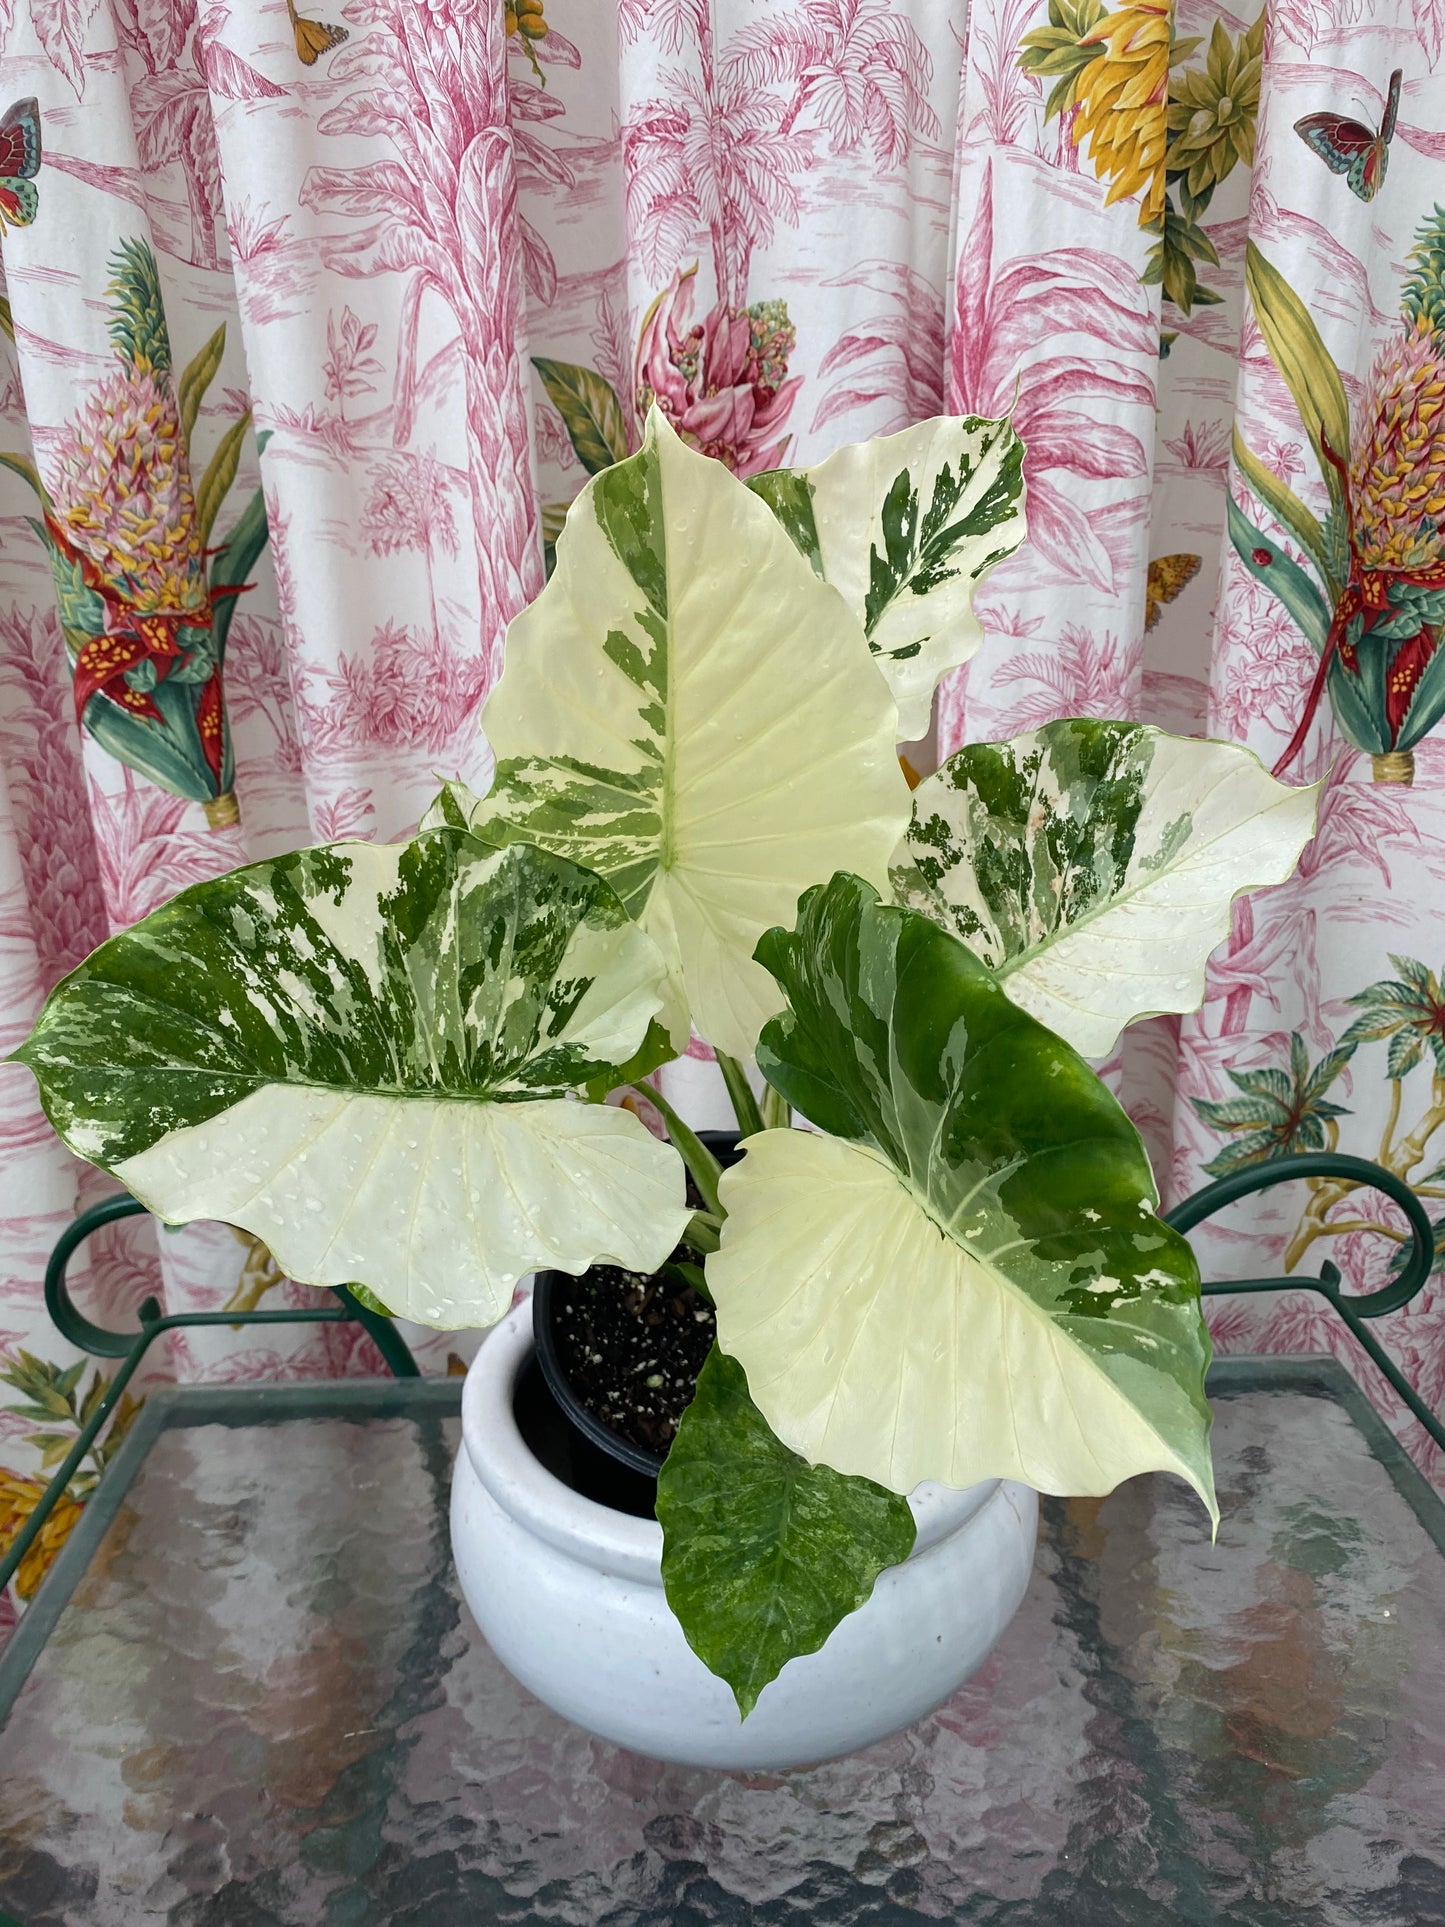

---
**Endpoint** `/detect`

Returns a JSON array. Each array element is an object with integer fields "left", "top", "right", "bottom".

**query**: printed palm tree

[
  {"left": 1193, "top": 1032, "right": 1354, "bottom": 1179},
  {"left": 1344, "top": 956, "right": 1445, "bottom": 1084},
  {"left": 360, "top": 452, "right": 460, "bottom": 641},
  {"left": 1191, "top": 954, "right": 1445, "bottom": 1281},
  {"left": 0, "top": 240, "right": 270, "bottom": 824},
  {"left": 1342, "top": 960, "right": 1445, "bottom": 1206},
  {"left": 990, "top": 623, "right": 1141, "bottom": 733},
  {"left": 1348, "top": 959, "right": 1445, "bottom": 1287},
  {"left": 1231, "top": 216, "right": 1445, "bottom": 786},
  {"left": 299, "top": 0, "right": 541, "bottom": 674},
  {"left": 950, "top": 159, "right": 1156, "bottom": 593},
  {"left": 623, "top": 0, "right": 934, "bottom": 306},
  {"left": 110, "top": 0, "right": 285, "bottom": 270},
  {"left": 728, "top": 0, "right": 937, "bottom": 166},
  {"left": 529, "top": 1, "right": 938, "bottom": 541},
  {"left": 811, "top": 261, "right": 944, "bottom": 437}
]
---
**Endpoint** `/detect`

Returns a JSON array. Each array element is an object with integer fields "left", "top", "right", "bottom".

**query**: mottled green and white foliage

[
  {"left": 656, "top": 1347, "right": 916, "bottom": 1717},
  {"left": 419, "top": 778, "right": 476, "bottom": 835},
  {"left": 708, "top": 873, "right": 1216, "bottom": 1517},
  {"left": 749, "top": 415, "right": 1027, "bottom": 740},
  {"left": 15, "top": 835, "right": 690, "bottom": 1328},
  {"left": 460, "top": 407, "right": 912, "bottom": 1059},
  {"left": 891, "top": 720, "right": 1320, "bottom": 1059}
]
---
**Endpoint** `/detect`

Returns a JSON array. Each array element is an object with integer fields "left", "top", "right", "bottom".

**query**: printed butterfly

[
  {"left": 0, "top": 98, "right": 41, "bottom": 237},
  {"left": 1145, "top": 553, "right": 1201, "bottom": 632},
  {"left": 1294, "top": 69, "right": 1401, "bottom": 204},
  {"left": 286, "top": 0, "right": 347, "bottom": 64}
]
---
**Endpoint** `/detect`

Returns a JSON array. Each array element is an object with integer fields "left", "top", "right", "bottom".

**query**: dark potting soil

[
  {"left": 552, "top": 1258, "right": 715, "bottom": 1456},
  {"left": 551, "top": 1149, "right": 736, "bottom": 1461}
]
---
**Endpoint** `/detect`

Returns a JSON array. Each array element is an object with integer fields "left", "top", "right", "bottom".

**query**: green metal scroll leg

[
  {"left": 1, "top": 1198, "right": 420, "bottom": 1600},
  {"left": 1166, "top": 1150, "right": 1444, "bottom": 1455}
]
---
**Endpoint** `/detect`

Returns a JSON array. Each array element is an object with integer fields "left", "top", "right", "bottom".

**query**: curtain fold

[{"left": 1, "top": 0, "right": 1442, "bottom": 1545}]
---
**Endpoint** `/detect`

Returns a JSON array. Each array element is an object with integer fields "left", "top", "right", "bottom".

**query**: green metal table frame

[{"left": 2, "top": 1149, "right": 1441, "bottom": 1611}]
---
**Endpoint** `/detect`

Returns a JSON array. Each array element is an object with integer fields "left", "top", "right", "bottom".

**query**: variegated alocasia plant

[
  {"left": 747, "top": 412, "right": 1028, "bottom": 741},
  {"left": 707, "top": 872, "right": 1216, "bottom": 1508},
  {"left": 891, "top": 718, "right": 1321, "bottom": 1058},
  {"left": 16, "top": 835, "right": 691, "bottom": 1328},
  {"left": 13, "top": 402, "right": 1321, "bottom": 1726},
  {"left": 427, "top": 406, "right": 1027, "bottom": 1057}
]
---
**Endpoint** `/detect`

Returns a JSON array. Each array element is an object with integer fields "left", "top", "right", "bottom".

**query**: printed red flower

[{"left": 634, "top": 264, "right": 802, "bottom": 477}]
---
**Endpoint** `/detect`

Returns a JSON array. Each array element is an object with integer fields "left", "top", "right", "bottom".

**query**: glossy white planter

[{"left": 451, "top": 1303, "right": 1039, "bottom": 1771}]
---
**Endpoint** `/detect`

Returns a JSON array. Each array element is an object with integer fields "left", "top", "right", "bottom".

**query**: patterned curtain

[{"left": 2, "top": 0, "right": 1443, "bottom": 1619}]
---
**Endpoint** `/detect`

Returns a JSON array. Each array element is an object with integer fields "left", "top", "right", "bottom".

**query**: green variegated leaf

[
  {"left": 420, "top": 778, "right": 480, "bottom": 834},
  {"left": 744, "top": 468, "right": 822, "bottom": 574},
  {"left": 466, "top": 407, "right": 912, "bottom": 1059},
  {"left": 708, "top": 873, "right": 1217, "bottom": 1518},
  {"left": 15, "top": 835, "right": 690, "bottom": 1328},
  {"left": 891, "top": 720, "right": 1320, "bottom": 1059},
  {"left": 657, "top": 1347, "right": 916, "bottom": 1717},
  {"left": 750, "top": 415, "right": 1027, "bottom": 740}
]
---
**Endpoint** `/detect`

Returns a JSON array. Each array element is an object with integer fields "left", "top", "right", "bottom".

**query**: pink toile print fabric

[
  {"left": 947, "top": 0, "right": 1445, "bottom": 1484},
  {"left": 1, "top": 0, "right": 1444, "bottom": 1598}
]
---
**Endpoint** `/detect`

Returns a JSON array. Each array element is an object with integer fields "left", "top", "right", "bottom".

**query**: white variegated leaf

[
  {"left": 462, "top": 407, "right": 913, "bottom": 1059},
  {"left": 419, "top": 777, "right": 480, "bottom": 834},
  {"left": 16, "top": 835, "right": 690, "bottom": 1328},
  {"left": 891, "top": 720, "right": 1321, "bottom": 1059},
  {"left": 708, "top": 873, "right": 1217, "bottom": 1519},
  {"left": 749, "top": 414, "right": 1027, "bottom": 739}
]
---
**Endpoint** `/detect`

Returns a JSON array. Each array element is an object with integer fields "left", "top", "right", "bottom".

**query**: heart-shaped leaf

[
  {"left": 891, "top": 720, "right": 1320, "bottom": 1059},
  {"left": 462, "top": 407, "right": 912, "bottom": 1059},
  {"left": 708, "top": 872, "right": 1216, "bottom": 1518},
  {"left": 657, "top": 1346, "right": 916, "bottom": 1717},
  {"left": 749, "top": 414, "right": 1027, "bottom": 740},
  {"left": 15, "top": 834, "right": 690, "bottom": 1327}
]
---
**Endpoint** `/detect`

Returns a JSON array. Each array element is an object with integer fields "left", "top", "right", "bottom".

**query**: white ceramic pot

[{"left": 451, "top": 1303, "right": 1039, "bottom": 1771}]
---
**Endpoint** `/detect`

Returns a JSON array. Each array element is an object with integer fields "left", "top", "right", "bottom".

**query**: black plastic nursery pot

[{"left": 532, "top": 1128, "right": 742, "bottom": 1512}]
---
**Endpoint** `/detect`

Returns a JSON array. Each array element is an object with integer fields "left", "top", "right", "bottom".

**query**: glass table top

[{"left": 0, "top": 1358, "right": 1443, "bottom": 1926}]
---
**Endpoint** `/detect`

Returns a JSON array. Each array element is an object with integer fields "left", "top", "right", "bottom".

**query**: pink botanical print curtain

[{"left": 2, "top": 0, "right": 1445, "bottom": 1614}]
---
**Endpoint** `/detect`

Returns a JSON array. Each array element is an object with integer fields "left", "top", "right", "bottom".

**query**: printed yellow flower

[
  {"left": 0, "top": 1470, "right": 84, "bottom": 1601},
  {"left": 1352, "top": 316, "right": 1445, "bottom": 574},
  {"left": 1072, "top": 0, "right": 1170, "bottom": 227},
  {"left": 1166, "top": 14, "right": 1263, "bottom": 210}
]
